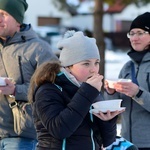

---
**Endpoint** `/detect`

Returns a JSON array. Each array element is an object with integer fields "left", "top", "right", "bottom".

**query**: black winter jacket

[{"left": 33, "top": 73, "right": 117, "bottom": 150}]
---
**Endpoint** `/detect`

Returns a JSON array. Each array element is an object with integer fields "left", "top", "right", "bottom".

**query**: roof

[
  {"left": 105, "top": 0, "right": 126, "bottom": 13},
  {"left": 69, "top": 0, "right": 127, "bottom": 15}
]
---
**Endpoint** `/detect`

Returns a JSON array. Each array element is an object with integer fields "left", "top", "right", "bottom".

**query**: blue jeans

[{"left": 0, "top": 137, "right": 37, "bottom": 150}]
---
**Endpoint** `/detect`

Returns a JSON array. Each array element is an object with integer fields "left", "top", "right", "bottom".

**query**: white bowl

[
  {"left": 92, "top": 99, "right": 122, "bottom": 109},
  {"left": 118, "top": 79, "right": 131, "bottom": 82},
  {"left": 106, "top": 79, "right": 117, "bottom": 89}
]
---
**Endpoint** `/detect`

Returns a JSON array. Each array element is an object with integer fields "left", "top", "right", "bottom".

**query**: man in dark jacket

[{"left": 0, "top": 0, "right": 58, "bottom": 149}]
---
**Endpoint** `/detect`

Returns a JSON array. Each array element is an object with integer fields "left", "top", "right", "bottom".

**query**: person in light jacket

[
  {"left": 0, "top": 0, "right": 58, "bottom": 149},
  {"left": 28, "top": 30, "right": 124, "bottom": 150},
  {"left": 105, "top": 12, "right": 150, "bottom": 150}
]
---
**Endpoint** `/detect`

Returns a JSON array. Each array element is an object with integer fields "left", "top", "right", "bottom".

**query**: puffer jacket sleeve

[
  {"left": 34, "top": 82, "right": 100, "bottom": 140},
  {"left": 95, "top": 116, "right": 117, "bottom": 147}
]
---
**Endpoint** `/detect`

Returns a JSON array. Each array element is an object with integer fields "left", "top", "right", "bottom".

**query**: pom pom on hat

[
  {"left": 57, "top": 30, "right": 100, "bottom": 67},
  {"left": 0, "top": 0, "right": 28, "bottom": 24},
  {"left": 129, "top": 12, "right": 150, "bottom": 33},
  {"left": 63, "top": 30, "right": 76, "bottom": 39}
]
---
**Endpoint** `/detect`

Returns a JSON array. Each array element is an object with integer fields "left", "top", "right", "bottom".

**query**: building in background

[{"left": 25, "top": 0, "right": 150, "bottom": 49}]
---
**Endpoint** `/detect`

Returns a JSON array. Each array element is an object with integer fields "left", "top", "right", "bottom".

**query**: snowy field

[{"left": 105, "top": 50, "right": 130, "bottom": 80}]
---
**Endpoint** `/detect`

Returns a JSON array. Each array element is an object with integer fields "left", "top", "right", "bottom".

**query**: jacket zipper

[
  {"left": 18, "top": 56, "right": 24, "bottom": 84},
  {"left": 129, "top": 64, "right": 139, "bottom": 142},
  {"left": 146, "top": 73, "right": 150, "bottom": 92}
]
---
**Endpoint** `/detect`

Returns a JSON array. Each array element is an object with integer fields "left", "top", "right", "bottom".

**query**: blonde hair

[{"left": 28, "top": 61, "right": 61, "bottom": 103}]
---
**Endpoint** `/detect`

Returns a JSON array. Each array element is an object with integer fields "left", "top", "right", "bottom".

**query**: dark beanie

[
  {"left": 129, "top": 12, "right": 150, "bottom": 33},
  {"left": 0, "top": 0, "right": 28, "bottom": 24}
]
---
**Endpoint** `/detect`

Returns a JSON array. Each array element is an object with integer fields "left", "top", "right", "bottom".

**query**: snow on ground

[{"left": 105, "top": 50, "right": 130, "bottom": 80}]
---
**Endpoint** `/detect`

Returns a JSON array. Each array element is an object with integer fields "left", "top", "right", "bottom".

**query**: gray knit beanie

[
  {"left": 0, "top": 0, "right": 28, "bottom": 24},
  {"left": 57, "top": 30, "right": 100, "bottom": 67}
]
